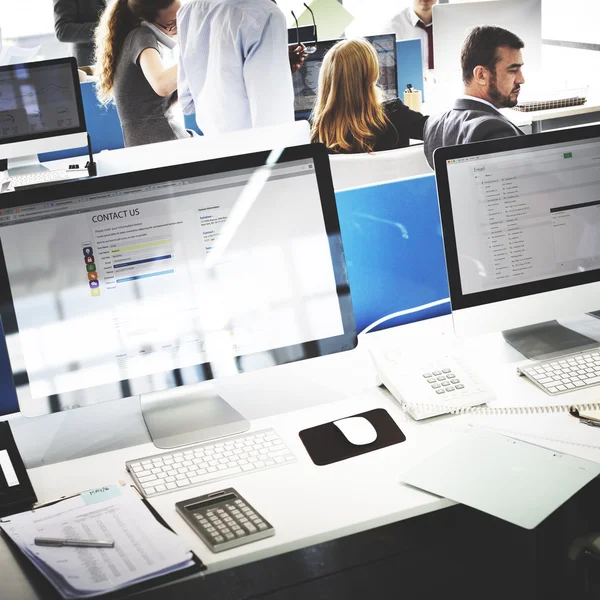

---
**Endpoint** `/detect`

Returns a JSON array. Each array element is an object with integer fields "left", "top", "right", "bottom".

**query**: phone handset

[{"left": 140, "top": 21, "right": 177, "bottom": 49}]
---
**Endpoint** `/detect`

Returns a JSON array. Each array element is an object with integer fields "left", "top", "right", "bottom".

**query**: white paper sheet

[{"left": 1, "top": 485, "right": 194, "bottom": 599}]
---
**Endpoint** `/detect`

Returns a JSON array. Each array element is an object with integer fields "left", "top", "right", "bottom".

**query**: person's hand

[{"left": 288, "top": 44, "right": 308, "bottom": 74}]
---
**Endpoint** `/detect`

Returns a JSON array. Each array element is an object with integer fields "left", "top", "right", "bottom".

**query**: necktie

[{"left": 416, "top": 21, "right": 434, "bottom": 70}]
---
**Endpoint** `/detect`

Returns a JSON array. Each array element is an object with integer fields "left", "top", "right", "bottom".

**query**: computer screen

[
  {"left": 0, "top": 58, "right": 85, "bottom": 152},
  {"left": 293, "top": 34, "right": 398, "bottom": 117},
  {"left": 434, "top": 125, "right": 600, "bottom": 358},
  {"left": 0, "top": 145, "right": 356, "bottom": 436},
  {"left": 0, "top": 57, "right": 87, "bottom": 165}
]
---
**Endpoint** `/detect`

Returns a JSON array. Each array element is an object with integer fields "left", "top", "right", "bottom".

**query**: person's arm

[
  {"left": 389, "top": 99, "right": 429, "bottom": 141},
  {"left": 138, "top": 48, "right": 177, "bottom": 97},
  {"left": 243, "top": 11, "right": 294, "bottom": 129},
  {"left": 53, "top": 0, "right": 97, "bottom": 44}
]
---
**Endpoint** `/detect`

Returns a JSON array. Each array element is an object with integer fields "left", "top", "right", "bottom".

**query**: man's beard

[{"left": 488, "top": 73, "right": 520, "bottom": 108}]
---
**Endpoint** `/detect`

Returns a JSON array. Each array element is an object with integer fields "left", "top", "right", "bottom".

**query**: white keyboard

[
  {"left": 518, "top": 349, "right": 600, "bottom": 395},
  {"left": 126, "top": 428, "right": 296, "bottom": 498},
  {"left": 10, "top": 169, "right": 69, "bottom": 189}
]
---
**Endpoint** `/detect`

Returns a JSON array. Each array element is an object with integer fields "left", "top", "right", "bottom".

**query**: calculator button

[
  {"left": 225, "top": 533, "right": 235, "bottom": 540},
  {"left": 257, "top": 523, "right": 268, "bottom": 530},
  {"left": 450, "top": 379, "right": 460, "bottom": 384},
  {"left": 422, "top": 372, "right": 432, "bottom": 378},
  {"left": 214, "top": 535, "right": 225, "bottom": 543},
  {"left": 426, "top": 378, "right": 436, "bottom": 383},
  {"left": 432, "top": 371, "right": 441, "bottom": 375},
  {"left": 436, "top": 389, "right": 445, "bottom": 394},
  {"left": 442, "top": 369, "right": 451, "bottom": 373},
  {"left": 234, "top": 529, "right": 246, "bottom": 536},
  {"left": 431, "top": 383, "right": 441, "bottom": 389},
  {"left": 244, "top": 523, "right": 257, "bottom": 533},
  {"left": 456, "top": 384, "right": 465, "bottom": 389}
]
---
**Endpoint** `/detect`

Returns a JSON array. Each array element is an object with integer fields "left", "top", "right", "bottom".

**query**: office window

[{"left": 2, "top": 0, "right": 68, "bottom": 61}]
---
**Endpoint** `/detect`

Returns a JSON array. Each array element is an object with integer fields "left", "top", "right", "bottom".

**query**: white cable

[{"left": 358, "top": 297, "right": 451, "bottom": 337}]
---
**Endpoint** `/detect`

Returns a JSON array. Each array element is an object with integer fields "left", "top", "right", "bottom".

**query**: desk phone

[
  {"left": 370, "top": 347, "right": 496, "bottom": 420},
  {"left": 176, "top": 488, "right": 274, "bottom": 552}
]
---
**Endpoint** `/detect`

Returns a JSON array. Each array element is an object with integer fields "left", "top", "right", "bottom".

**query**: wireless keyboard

[
  {"left": 518, "top": 349, "right": 600, "bottom": 395},
  {"left": 126, "top": 428, "right": 296, "bottom": 498}
]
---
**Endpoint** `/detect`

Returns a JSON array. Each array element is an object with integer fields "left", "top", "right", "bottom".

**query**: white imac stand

[{"left": 4, "top": 132, "right": 88, "bottom": 177}]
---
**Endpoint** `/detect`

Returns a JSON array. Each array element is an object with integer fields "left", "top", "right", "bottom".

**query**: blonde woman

[
  {"left": 311, "top": 38, "right": 428, "bottom": 154},
  {"left": 95, "top": 0, "right": 188, "bottom": 147}
]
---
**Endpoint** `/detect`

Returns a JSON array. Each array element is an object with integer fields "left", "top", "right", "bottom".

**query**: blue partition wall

[
  {"left": 336, "top": 174, "right": 450, "bottom": 333},
  {"left": 39, "top": 81, "right": 125, "bottom": 162},
  {"left": 396, "top": 39, "right": 425, "bottom": 103}
]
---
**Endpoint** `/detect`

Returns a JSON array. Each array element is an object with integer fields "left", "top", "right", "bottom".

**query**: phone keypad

[{"left": 423, "top": 369, "right": 465, "bottom": 396}]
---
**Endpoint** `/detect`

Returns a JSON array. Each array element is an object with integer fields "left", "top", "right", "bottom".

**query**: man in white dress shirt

[
  {"left": 384, "top": 0, "right": 437, "bottom": 73},
  {"left": 177, "top": 0, "right": 297, "bottom": 135}
]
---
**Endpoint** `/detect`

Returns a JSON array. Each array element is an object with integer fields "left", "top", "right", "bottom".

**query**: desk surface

[{"left": 3, "top": 313, "right": 600, "bottom": 598}]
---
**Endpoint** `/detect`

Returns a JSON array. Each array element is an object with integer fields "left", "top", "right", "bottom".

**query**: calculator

[{"left": 175, "top": 488, "right": 274, "bottom": 552}]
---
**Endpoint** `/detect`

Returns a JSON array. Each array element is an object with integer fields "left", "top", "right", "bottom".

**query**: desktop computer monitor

[
  {"left": 293, "top": 34, "right": 398, "bottom": 119},
  {"left": 433, "top": 124, "right": 600, "bottom": 361},
  {"left": 0, "top": 57, "right": 87, "bottom": 176},
  {"left": 0, "top": 144, "right": 356, "bottom": 448}
]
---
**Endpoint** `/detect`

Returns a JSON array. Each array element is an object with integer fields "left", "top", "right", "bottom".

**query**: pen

[
  {"left": 569, "top": 407, "right": 600, "bottom": 427},
  {"left": 34, "top": 537, "right": 115, "bottom": 548}
]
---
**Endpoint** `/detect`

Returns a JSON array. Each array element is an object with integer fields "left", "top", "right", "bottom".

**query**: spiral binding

[{"left": 401, "top": 401, "right": 600, "bottom": 417}]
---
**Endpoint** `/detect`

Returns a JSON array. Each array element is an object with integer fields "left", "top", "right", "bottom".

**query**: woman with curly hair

[
  {"left": 311, "top": 38, "right": 428, "bottom": 154},
  {"left": 94, "top": 0, "right": 188, "bottom": 147}
]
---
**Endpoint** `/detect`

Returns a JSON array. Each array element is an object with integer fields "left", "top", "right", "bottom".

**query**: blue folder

[{"left": 396, "top": 39, "right": 425, "bottom": 103}]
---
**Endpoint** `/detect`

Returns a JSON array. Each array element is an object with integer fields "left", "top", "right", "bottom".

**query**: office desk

[
  {"left": 504, "top": 91, "right": 600, "bottom": 134},
  {"left": 3, "top": 314, "right": 600, "bottom": 598}
]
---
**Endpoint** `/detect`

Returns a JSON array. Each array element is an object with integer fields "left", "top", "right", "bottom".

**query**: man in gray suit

[
  {"left": 53, "top": 0, "right": 107, "bottom": 67},
  {"left": 424, "top": 26, "right": 526, "bottom": 169}
]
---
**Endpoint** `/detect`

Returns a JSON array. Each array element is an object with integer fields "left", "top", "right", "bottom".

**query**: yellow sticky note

[{"left": 297, "top": 0, "right": 355, "bottom": 41}]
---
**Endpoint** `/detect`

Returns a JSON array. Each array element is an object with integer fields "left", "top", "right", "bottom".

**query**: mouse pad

[{"left": 299, "top": 409, "right": 406, "bottom": 466}]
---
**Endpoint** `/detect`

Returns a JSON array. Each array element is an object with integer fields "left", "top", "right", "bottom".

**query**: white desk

[{"left": 3, "top": 313, "right": 600, "bottom": 598}]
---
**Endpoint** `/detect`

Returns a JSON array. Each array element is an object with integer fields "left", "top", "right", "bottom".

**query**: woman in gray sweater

[{"left": 94, "top": 0, "right": 188, "bottom": 147}]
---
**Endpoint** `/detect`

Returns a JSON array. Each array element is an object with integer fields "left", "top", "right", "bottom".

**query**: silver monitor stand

[
  {"left": 7, "top": 154, "right": 48, "bottom": 177},
  {"left": 502, "top": 320, "right": 599, "bottom": 361},
  {"left": 140, "top": 382, "right": 250, "bottom": 449}
]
